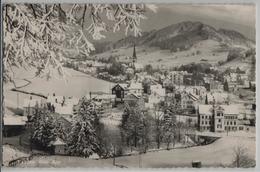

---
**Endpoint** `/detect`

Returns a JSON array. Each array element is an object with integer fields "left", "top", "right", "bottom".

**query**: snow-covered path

[{"left": 16, "top": 136, "right": 255, "bottom": 168}]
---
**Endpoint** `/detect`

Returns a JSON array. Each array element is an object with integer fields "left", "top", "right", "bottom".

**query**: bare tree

[
  {"left": 232, "top": 145, "right": 255, "bottom": 168},
  {"left": 3, "top": 4, "right": 157, "bottom": 82},
  {"left": 153, "top": 104, "right": 164, "bottom": 149}
]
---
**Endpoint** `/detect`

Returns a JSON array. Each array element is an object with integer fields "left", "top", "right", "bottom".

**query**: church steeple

[{"left": 132, "top": 44, "right": 137, "bottom": 63}]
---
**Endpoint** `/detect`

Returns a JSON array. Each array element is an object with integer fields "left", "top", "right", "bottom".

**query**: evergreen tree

[
  {"left": 32, "top": 114, "right": 57, "bottom": 149},
  {"left": 224, "top": 80, "right": 229, "bottom": 92},
  {"left": 205, "top": 94, "right": 208, "bottom": 105},
  {"left": 68, "top": 121, "right": 99, "bottom": 157},
  {"left": 67, "top": 99, "right": 100, "bottom": 157}
]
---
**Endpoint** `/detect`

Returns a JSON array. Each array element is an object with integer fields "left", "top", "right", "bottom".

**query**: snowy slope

[{"left": 3, "top": 144, "right": 29, "bottom": 166}]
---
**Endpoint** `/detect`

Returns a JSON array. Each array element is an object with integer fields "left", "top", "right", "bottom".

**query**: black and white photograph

[{"left": 2, "top": 2, "right": 256, "bottom": 168}]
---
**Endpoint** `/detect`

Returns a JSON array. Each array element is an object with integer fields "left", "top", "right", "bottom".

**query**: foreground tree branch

[{"left": 3, "top": 3, "right": 157, "bottom": 82}]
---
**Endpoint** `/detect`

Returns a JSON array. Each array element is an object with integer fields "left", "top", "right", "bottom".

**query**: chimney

[{"left": 89, "top": 92, "right": 92, "bottom": 99}]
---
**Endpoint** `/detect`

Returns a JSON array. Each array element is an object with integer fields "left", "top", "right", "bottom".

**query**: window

[
  {"left": 234, "top": 121, "right": 236, "bottom": 125},
  {"left": 227, "top": 121, "right": 229, "bottom": 125},
  {"left": 202, "top": 116, "right": 204, "bottom": 119},
  {"left": 218, "top": 119, "right": 221, "bottom": 122},
  {"left": 205, "top": 121, "right": 207, "bottom": 125},
  {"left": 202, "top": 121, "right": 204, "bottom": 125},
  {"left": 230, "top": 121, "right": 232, "bottom": 125},
  {"left": 205, "top": 116, "right": 208, "bottom": 119}
]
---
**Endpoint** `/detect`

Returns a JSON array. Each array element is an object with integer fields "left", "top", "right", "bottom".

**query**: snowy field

[
  {"left": 3, "top": 144, "right": 29, "bottom": 166},
  {"left": 93, "top": 40, "right": 229, "bottom": 68},
  {"left": 4, "top": 67, "right": 113, "bottom": 116},
  {"left": 16, "top": 136, "right": 255, "bottom": 168},
  {"left": 5, "top": 67, "right": 113, "bottom": 97}
]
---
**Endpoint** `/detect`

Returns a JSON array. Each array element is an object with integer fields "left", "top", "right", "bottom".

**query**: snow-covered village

[{"left": 2, "top": 3, "right": 256, "bottom": 168}]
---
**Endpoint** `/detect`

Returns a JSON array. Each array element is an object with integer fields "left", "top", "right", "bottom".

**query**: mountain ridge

[{"left": 93, "top": 21, "right": 254, "bottom": 54}]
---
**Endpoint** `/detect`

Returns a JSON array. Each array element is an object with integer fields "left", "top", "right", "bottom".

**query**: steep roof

[
  {"left": 92, "top": 93, "right": 116, "bottom": 100},
  {"left": 198, "top": 105, "right": 213, "bottom": 115},
  {"left": 221, "top": 105, "right": 240, "bottom": 115},
  {"left": 129, "top": 82, "right": 142, "bottom": 90},
  {"left": 198, "top": 104, "right": 240, "bottom": 115},
  {"left": 4, "top": 115, "right": 27, "bottom": 126},
  {"left": 113, "top": 83, "right": 128, "bottom": 90},
  {"left": 124, "top": 93, "right": 140, "bottom": 100},
  {"left": 49, "top": 138, "right": 66, "bottom": 146}
]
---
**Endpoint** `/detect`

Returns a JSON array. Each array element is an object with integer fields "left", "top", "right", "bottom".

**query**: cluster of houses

[{"left": 3, "top": 45, "right": 256, "bottom": 155}]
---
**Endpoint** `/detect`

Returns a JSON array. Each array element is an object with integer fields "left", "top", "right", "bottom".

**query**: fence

[{"left": 8, "top": 153, "right": 48, "bottom": 167}]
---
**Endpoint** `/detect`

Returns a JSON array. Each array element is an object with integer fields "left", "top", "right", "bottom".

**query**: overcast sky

[{"left": 102, "top": 4, "right": 256, "bottom": 42}]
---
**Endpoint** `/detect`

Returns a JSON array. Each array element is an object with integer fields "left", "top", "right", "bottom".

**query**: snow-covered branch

[{"left": 3, "top": 3, "right": 156, "bottom": 82}]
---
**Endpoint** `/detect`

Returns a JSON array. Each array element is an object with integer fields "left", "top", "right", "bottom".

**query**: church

[{"left": 130, "top": 44, "right": 143, "bottom": 72}]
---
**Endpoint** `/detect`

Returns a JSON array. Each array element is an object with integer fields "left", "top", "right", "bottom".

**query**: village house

[
  {"left": 90, "top": 92, "right": 116, "bottom": 112},
  {"left": 175, "top": 85, "right": 207, "bottom": 99},
  {"left": 204, "top": 79, "right": 223, "bottom": 91},
  {"left": 3, "top": 115, "right": 27, "bottom": 137},
  {"left": 181, "top": 92, "right": 198, "bottom": 113},
  {"left": 128, "top": 82, "right": 143, "bottom": 97},
  {"left": 198, "top": 104, "right": 240, "bottom": 132},
  {"left": 148, "top": 84, "right": 166, "bottom": 105},
  {"left": 169, "top": 71, "right": 189, "bottom": 86},
  {"left": 173, "top": 90, "right": 199, "bottom": 113},
  {"left": 49, "top": 138, "right": 67, "bottom": 155},
  {"left": 224, "top": 72, "right": 250, "bottom": 90},
  {"left": 112, "top": 84, "right": 128, "bottom": 104}
]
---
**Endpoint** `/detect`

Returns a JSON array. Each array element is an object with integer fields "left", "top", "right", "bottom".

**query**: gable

[
  {"left": 125, "top": 94, "right": 139, "bottom": 100},
  {"left": 112, "top": 84, "right": 124, "bottom": 91}
]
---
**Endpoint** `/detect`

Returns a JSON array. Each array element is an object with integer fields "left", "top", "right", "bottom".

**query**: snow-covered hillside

[{"left": 3, "top": 144, "right": 29, "bottom": 166}]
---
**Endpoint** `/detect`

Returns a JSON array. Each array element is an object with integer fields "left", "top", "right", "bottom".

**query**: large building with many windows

[{"left": 198, "top": 104, "right": 240, "bottom": 132}]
